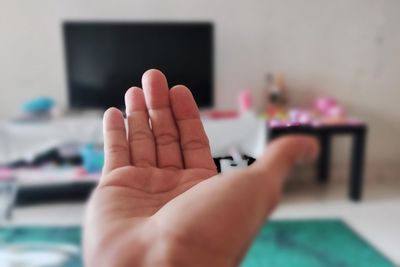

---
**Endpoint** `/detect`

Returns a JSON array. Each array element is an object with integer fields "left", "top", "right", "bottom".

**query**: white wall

[{"left": 1, "top": 0, "right": 400, "bottom": 179}]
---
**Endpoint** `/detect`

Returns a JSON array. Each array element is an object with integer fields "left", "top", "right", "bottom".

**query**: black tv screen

[{"left": 63, "top": 22, "right": 213, "bottom": 110}]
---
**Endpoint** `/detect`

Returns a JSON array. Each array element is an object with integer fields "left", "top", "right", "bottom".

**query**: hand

[{"left": 84, "top": 69, "right": 319, "bottom": 267}]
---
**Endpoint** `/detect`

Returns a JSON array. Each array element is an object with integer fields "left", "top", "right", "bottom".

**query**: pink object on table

[
  {"left": 0, "top": 168, "right": 13, "bottom": 180},
  {"left": 238, "top": 90, "right": 252, "bottom": 113},
  {"left": 325, "top": 105, "right": 345, "bottom": 117},
  {"left": 314, "top": 97, "right": 337, "bottom": 114}
]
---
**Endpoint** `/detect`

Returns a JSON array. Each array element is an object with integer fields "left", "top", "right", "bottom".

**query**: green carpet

[
  {"left": 0, "top": 219, "right": 395, "bottom": 267},
  {"left": 241, "top": 219, "right": 395, "bottom": 267}
]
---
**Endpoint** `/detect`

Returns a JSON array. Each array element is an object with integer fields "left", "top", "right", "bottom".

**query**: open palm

[{"left": 84, "top": 69, "right": 319, "bottom": 267}]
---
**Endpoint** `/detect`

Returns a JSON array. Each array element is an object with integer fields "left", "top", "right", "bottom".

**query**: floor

[
  {"left": 274, "top": 178, "right": 400, "bottom": 265},
  {"left": 12, "top": 178, "right": 400, "bottom": 266}
]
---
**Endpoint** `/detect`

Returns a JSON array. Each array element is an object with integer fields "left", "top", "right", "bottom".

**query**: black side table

[{"left": 268, "top": 123, "right": 368, "bottom": 201}]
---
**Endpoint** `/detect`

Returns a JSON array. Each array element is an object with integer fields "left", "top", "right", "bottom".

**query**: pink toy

[
  {"left": 0, "top": 168, "right": 13, "bottom": 180},
  {"left": 314, "top": 97, "right": 346, "bottom": 118},
  {"left": 325, "top": 105, "right": 345, "bottom": 117},
  {"left": 314, "top": 97, "right": 337, "bottom": 114},
  {"left": 239, "top": 90, "right": 252, "bottom": 113}
]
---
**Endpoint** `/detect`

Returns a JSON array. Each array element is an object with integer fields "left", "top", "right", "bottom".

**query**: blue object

[
  {"left": 80, "top": 144, "right": 104, "bottom": 173},
  {"left": 23, "top": 97, "right": 55, "bottom": 113}
]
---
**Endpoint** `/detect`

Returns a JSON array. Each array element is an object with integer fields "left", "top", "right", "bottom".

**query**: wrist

[{"left": 143, "top": 223, "right": 234, "bottom": 267}]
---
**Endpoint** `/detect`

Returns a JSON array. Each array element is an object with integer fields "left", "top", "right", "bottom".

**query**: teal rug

[
  {"left": 0, "top": 219, "right": 395, "bottom": 267},
  {"left": 241, "top": 219, "right": 396, "bottom": 267}
]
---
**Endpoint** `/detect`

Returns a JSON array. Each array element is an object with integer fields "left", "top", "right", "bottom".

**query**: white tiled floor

[{"left": 13, "top": 178, "right": 400, "bottom": 265}]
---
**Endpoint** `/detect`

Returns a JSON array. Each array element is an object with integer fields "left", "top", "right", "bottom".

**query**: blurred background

[{"left": 0, "top": 0, "right": 399, "bottom": 266}]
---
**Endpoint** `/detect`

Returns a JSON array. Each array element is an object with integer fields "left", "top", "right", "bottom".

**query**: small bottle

[
  {"left": 272, "top": 72, "right": 287, "bottom": 105},
  {"left": 265, "top": 72, "right": 287, "bottom": 117},
  {"left": 238, "top": 90, "right": 252, "bottom": 115}
]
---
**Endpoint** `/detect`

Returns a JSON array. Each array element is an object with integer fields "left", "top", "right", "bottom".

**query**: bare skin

[{"left": 84, "top": 69, "right": 319, "bottom": 267}]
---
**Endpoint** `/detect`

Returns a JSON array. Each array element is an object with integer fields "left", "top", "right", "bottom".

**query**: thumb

[
  {"left": 250, "top": 135, "right": 320, "bottom": 185},
  {"left": 153, "top": 135, "right": 319, "bottom": 266},
  {"left": 227, "top": 135, "right": 320, "bottom": 218}
]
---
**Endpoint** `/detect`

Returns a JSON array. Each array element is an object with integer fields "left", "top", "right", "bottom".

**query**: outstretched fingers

[{"left": 104, "top": 70, "right": 216, "bottom": 173}]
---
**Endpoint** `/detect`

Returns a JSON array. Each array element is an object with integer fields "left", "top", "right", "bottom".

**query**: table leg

[
  {"left": 349, "top": 128, "right": 367, "bottom": 201},
  {"left": 317, "top": 132, "right": 331, "bottom": 184}
]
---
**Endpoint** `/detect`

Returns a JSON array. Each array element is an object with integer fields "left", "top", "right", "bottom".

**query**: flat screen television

[{"left": 63, "top": 22, "right": 214, "bottom": 110}]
